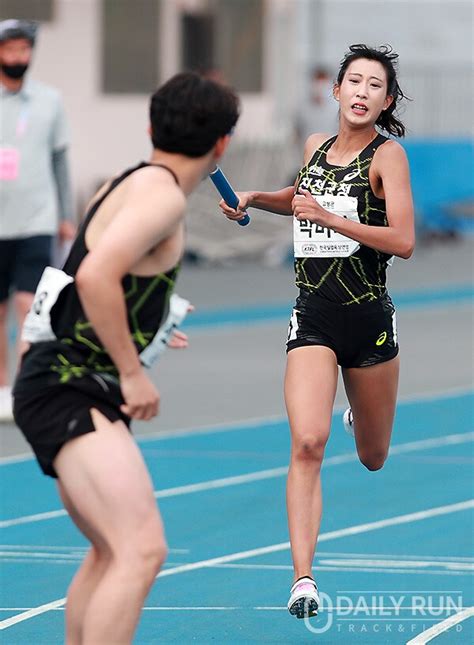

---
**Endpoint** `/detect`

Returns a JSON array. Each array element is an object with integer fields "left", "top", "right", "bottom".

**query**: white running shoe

[
  {"left": 0, "top": 386, "right": 14, "bottom": 422},
  {"left": 343, "top": 407, "right": 354, "bottom": 437},
  {"left": 287, "top": 576, "right": 319, "bottom": 619}
]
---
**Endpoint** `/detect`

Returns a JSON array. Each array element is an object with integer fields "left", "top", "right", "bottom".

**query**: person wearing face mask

[
  {"left": 0, "top": 19, "right": 76, "bottom": 421},
  {"left": 285, "top": 66, "right": 339, "bottom": 188},
  {"left": 296, "top": 66, "right": 340, "bottom": 146}
]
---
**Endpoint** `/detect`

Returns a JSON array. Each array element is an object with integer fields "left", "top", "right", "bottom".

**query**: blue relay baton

[{"left": 210, "top": 166, "right": 250, "bottom": 227}]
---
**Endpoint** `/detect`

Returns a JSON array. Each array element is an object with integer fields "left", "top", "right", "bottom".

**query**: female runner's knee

[{"left": 292, "top": 430, "right": 328, "bottom": 464}]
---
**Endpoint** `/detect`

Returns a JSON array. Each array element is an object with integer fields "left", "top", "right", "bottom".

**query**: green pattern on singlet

[
  {"left": 129, "top": 272, "right": 175, "bottom": 348},
  {"left": 14, "top": 161, "right": 183, "bottom": 392},
  {"left": 294, "top": 134, "right": 392, "bottom": 305},
  {"left": 49, "top": 269, "right": 179, "bottom": 381}
]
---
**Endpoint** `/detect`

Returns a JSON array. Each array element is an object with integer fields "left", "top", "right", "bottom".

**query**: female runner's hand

[
  {"left": 218, "top": 192, "right": 253, "bottom": 222},
  {"left": 292, "top": 189, "right": 335, "bottom": 228}
]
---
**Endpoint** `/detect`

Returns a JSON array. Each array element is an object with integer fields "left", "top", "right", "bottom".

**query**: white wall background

[{"left": 33, "top": 0, "right": 158, "bottom": 203}]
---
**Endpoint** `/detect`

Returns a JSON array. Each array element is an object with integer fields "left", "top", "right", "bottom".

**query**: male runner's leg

[{"left": 54, "top": 409, "right": 167, "bottom": 644}]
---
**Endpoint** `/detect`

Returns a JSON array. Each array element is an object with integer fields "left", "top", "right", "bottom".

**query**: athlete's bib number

[
  {"left": 22, "top": 266, "right": 74, "bottom": 343},
  {"left": 293, "top": 194, "right": 360, "bottom": 258}
]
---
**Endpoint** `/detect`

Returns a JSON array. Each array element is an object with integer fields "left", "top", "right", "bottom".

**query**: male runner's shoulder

[{"left": 77, "top": 165, "right": 186, "bottom": 286}]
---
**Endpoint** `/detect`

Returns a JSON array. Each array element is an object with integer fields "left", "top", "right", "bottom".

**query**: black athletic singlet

[
  {"left": 294, "top": 134, "right": 393, "bottom": 305},
  {"left": 14, "top": 162, "right": 181, "bottom": 391}
]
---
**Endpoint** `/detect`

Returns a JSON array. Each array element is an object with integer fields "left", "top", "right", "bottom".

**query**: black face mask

[{"left": 1, "top": 63, "right": 29, "bottom": 79}]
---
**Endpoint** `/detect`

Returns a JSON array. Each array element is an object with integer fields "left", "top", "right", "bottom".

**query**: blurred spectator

[
  {"left": 287, "top": 66, "right": 340, "bottom": 186},
  {"left": 0, "top": 19, "right": 76, "bottom": 421},
  {"left": 295, "top": 66, "right": 339, "bottom": 144}
]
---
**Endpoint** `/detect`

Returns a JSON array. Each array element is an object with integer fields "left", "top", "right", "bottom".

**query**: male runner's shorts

[
  {"left": 13, "top": 373, "right": 131, "bottom": 478},
  {"left": 0, "top": 236, "right": 52, "bottom": 301},
  {"left": 286, "top": 289, "right": 399, "bottom": 368}
]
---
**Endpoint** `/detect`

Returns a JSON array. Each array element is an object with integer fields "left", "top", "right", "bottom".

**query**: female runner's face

[{"left": 334, "top": 58, "right": 394, "bottom": 129}]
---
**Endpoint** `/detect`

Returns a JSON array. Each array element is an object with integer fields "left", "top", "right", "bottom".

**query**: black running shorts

[
  {"left": 286, "top": 289, "right": 399, "bottom": 368},
  {"left": 13, "top": 374, "right": 131, "bottom": 478}
]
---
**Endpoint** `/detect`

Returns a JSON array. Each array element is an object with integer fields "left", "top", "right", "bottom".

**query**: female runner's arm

[{"left": 220, "top": 133, "right": 330, "bottom": 220}]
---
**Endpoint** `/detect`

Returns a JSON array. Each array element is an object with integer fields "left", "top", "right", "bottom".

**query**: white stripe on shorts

[{"left": 287, "top": 308, "right": 299, "bottom": 342}]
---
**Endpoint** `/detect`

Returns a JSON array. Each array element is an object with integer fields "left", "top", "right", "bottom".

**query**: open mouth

[{"left": 351, "top": 103, "right": 368, "bottom": 115}]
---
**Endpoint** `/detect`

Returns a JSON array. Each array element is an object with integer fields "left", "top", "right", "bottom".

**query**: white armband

[{"left": 139, "top": 293, "right": 190, "bottom": 368}]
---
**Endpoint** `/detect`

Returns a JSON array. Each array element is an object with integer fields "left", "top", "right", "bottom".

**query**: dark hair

[
  {"left": 150, "top": 72, "right": 240, "bottom": 157},
  {"left": 336, "top": 44, "right": 408, "bottom": 137}
]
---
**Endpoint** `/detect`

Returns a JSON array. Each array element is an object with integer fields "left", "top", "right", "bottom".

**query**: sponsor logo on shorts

[{"left": 376, "top": 331, "right": 387, "bottom": 346}]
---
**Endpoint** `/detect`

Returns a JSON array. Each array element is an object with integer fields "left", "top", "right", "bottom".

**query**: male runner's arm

[
  {"left": 219, "top": 133, "right": 329, "bottom": 220},
  {"left": 292, "top": 140, "right": 415, "bottom": 259},
  {"left": 76, "top": 171, "right": 186, "bottom": 420}
]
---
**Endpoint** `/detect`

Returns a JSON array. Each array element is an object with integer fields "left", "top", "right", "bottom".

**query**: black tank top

[
  {"left": 294, "top": 134, "right": 392, "bottom": 305},
  {"left": 17, "top": 162, "right": 181, "bottom": 387}
]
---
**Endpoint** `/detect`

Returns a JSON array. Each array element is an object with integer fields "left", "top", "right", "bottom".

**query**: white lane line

[
  {"left": 0, "top": 599, "right": 66, "bottom": 630},
  {"left": 0, "top": 414, "right": 284, "bottom": 466},
  {"left": 316, "top": 500, "right": 474, "bottom": 543},
  {"left": 388, "top": 433, "right": 474, "bottom": 457},
  {"left": 0, "top": 466, "right": 286, "bottom": 528},
  {"left": 317, "top": 558, "right": 474, "bottom": 570},
  {"left": 204, "top": 565, "right": 471, "bottom": 577},
  {"left": 2, "top": 385, "right": 472, "bottom": 465},
  {"left": 0, "top": 558, "right": 185, "bottom": 567},
  {"left": 0, "top": 414, "right": 285, "bottom": 465},
  {"left": 0, "top": 559, "right": 81, "bottom": 566},
  {"left": 0, "top": 544, "right": 188, "bottom": 554},
  {"left": 3, "top": 548, "right": 471, "bottom": 569},
  {"left": 3, "top": 430, "right": 473, "bottom": 529},
  {"left": 0, "top": 545, "right": 86, "bottom": 551},
  {"left": 316, "top": 552, "right": 474, "bottom": 562},
  {"left": 0, "top": 552, "right": 81, "bottom": 560},
  {"left": 406, "top": 606, "right": 474, "bottom": 644},
  {"left": 0, "top": 510, "right": 68, "bottom": 527},
  {"left": 152, "top": 466, "right": 288, "bottom": 499},
  {"left": 1, "top": 499, "right": 472, "bottom": 631},
  {"left": 2, "top": 561, "right": 470, "bottom": 576},
  {"left": 210, "top": 559, "right": 473, "bottom": 572},
  {"left": 1, "top": 605, "right": 472, "bottom": 613}
]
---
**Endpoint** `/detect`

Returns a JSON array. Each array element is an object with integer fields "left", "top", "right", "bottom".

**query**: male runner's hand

[{"left": 120, "top": 367, "right": 160, "bottom": 420}]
